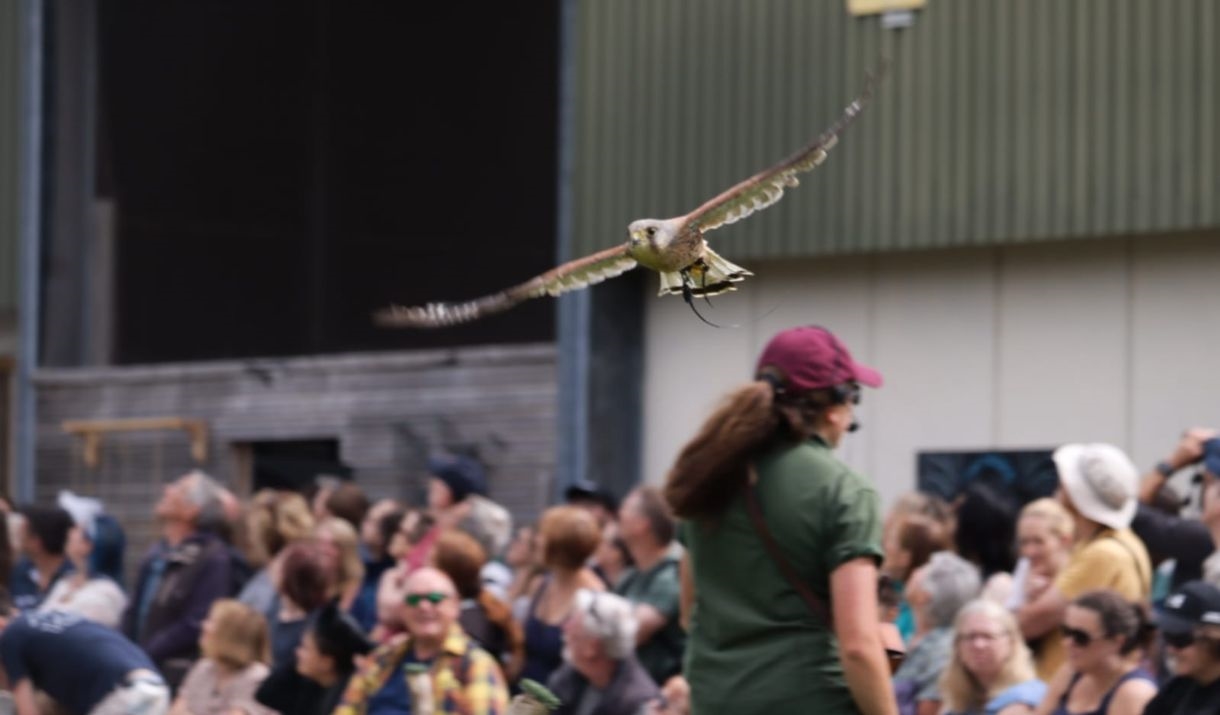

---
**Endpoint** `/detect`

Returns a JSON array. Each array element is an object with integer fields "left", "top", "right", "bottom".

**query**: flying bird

[{"left": 376, "top": 64, "right": 887, "bottom": 329}]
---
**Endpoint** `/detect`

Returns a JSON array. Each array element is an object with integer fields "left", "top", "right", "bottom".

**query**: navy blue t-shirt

[{"left": 0, "top": 611, "right": 158, "bottom": 715}]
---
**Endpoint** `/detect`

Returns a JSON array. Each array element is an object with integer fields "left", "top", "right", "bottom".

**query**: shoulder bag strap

[
  {"left": 1105, "top": 534, "right": 1150, "bottom": 599},
  {"left": 742, "top": 466, "right": 831, "bottom": 628}
]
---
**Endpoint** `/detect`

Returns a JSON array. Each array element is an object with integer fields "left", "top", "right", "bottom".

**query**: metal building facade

[{"left": 568, "top": 0, "right": 1219, "bottom": 261}]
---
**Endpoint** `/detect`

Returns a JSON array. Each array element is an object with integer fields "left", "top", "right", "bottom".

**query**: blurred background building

[{"left": 1, "top": 1, "right": 1217, "bottom": 559}]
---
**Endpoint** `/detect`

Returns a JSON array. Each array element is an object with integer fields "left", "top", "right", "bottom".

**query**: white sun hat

[
  {"left": 1053, "top": 443, "right": 1138, "bottom": 531},
  {"left": 57, "top": 489, "right": 104, "bottom": 539}
]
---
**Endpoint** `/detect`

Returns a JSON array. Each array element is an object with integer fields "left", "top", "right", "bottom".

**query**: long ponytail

[{"left": 663, "top": 381, "right": 780, "bottom": 519}]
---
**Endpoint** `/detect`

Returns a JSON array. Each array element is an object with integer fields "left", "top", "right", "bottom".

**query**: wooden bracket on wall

[{"left": 61, "top": 417, "right": 209, "bottom": 469}]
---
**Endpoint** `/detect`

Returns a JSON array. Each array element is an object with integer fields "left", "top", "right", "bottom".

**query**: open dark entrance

[
  {"left": 250, "top": 438, "right": 348, "bottom": 494},
  {"left": 96, "top": 0, "right": 561, "bottom": 363}
]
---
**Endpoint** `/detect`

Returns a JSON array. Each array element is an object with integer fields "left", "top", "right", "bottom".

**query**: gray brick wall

[{"left": 32, "top": 344, "right": 558, "bottom": 587}]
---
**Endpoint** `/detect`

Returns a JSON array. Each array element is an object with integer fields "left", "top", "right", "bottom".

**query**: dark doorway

[
  {"left": 250, "top": 438, "right": 348, "bottom": 493},
  {"left": 97, "top": 0, "right": 561, "bottom": 363}
]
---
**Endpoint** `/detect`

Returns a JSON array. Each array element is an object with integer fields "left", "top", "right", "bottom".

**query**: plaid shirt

[{"left": 335, "top": 624, "right": 509, "bottom": 715}]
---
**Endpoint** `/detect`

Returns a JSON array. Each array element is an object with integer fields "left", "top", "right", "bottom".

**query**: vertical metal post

[
  {"left": 554, "top": 0, "right": 588, "bottom": 503},
  {"left": 15, "top": 0, "right": 44, "bottom": 503}
]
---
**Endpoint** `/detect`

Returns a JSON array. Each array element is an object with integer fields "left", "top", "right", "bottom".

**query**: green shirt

[
  {"left": 616, "top": 555, "right": 686, "bottom": 685},
  {"left": 681, "top": 436, "right": 883, "bottom": 714}
]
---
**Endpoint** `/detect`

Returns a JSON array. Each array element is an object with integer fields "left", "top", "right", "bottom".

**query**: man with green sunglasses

[{"left": 335, "top": 567, "right": 510, "bottom": 714}]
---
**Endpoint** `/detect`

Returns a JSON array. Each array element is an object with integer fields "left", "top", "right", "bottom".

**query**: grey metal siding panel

[
  {"left": 0, "top": 2, "right": 19, "bottom": 311},
  {"left": 570, "top": 0, "right": 1220, "bottom": 261}
]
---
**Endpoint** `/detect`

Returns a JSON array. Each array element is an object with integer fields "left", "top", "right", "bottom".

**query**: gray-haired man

[
  {"left": 122, "top": 470, "right": 232, "bottom": 691},
  {"left": 549, "top": 590, "right": 659, "bottom": 715},
  {"left": 893, "top": 551, "right": 981, "bottom": 715}
]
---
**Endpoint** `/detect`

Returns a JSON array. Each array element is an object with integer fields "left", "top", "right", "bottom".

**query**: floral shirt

[{"left": 335, "top": 624, "right": 509, "bottom": 715}]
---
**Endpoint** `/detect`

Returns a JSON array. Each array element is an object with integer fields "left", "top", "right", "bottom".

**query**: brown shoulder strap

[
  {"left": 742, "top": 467, "right": 831, "bottom": 628},
  {"left": 1104, "top": 533, "right": 1150, "bottom": 599}
]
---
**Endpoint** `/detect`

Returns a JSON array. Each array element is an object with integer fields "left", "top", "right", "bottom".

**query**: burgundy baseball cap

[{"left": 755, "top": 325, "right": 883, "bottom": 391}]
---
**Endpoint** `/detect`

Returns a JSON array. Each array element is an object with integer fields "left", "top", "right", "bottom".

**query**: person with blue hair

[{"left": 36, "top": 490, "right": 128, "bottom": 628}]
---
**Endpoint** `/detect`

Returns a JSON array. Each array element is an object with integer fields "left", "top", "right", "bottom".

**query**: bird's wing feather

[
  {"left": 685, "top": 63, "right": 887, "bottom": 235},
  {"left": 375, "top": 243, "right": 637, "bottom": 328}
]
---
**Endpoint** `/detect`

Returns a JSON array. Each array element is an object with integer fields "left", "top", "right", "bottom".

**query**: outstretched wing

[
  {"left": 375, "top": 243, "right": 637, "bottom": 328},
  {"left": 685, "top": 62, "right": 888, "bottom": 235}
]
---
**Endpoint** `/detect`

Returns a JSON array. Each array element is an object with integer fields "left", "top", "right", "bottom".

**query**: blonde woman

[
  {"left": 314, "top": 516, "right": 366, "bottom": 613},
  {"left": 1007, "top": 499, "right": 1074, "bottom": 610},
  {"left": 237, "top": 490, "right": 316, "bottom": 618},
  {"left": 172, "top": 599, "right": 275, "bottom": 715},
  {"left": 940, "top": 599, "right": 1046, "bottom": 715}
]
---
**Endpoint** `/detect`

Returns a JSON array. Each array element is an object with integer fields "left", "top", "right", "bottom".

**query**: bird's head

[{"left": 628, "top": 218, "right": 675, "bottom": 251}]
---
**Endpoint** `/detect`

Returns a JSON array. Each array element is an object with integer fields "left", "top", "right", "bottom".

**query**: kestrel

[{"left": 376, "top": 65, "right": 887, "bottom": 329}]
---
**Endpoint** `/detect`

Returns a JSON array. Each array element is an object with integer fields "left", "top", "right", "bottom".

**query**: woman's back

[
  {"left": 520, "top": 577, "right": 566, "bottom": 685},
  {"left": 683, "top": 437, "right": 882, "bottom": 714}
]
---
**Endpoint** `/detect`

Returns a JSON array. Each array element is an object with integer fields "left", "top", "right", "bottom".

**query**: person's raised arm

[
  {"left": 1016, "top": 584, "right": 1067, "bottom": 640},
  {"left": 831, "top": 557, "right": 898, "bottom": 715},
  {"left": 1139, "top": 428, "right": 1217, "bottom": 504}
]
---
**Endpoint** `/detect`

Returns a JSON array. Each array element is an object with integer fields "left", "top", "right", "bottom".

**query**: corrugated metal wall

[
  {"left": 570, "top": 0, "right": 1219, "bottom": 260},
  {"left": 0, "top": 2, "right": 20, "bottom": 310}
]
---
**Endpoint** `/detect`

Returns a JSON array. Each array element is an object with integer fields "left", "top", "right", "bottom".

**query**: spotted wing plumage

[
  {"left": 685, "top": 63, "right": 888, "bottom": 235},
  {"left": 375, "top": 244, "right": 637, "bottom": 328}
]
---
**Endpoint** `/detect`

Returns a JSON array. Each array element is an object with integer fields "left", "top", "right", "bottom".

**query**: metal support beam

[
  {"left": 554, "top": 0, "right": 585, "bottom": 503},
  {"left": 554, "top": 0, "right": 645, "bottom": 506},
  {"left": 15, "top": 0, "right": 43, "bottom": 502}
]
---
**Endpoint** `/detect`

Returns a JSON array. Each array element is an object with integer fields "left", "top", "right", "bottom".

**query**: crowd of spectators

[
  {"left": 0, "top": 413, "right": 1217, "bottom": 715},
  {"left": 0, "top": 453, "right": 689, "bottom": 715},
  {"left": 877, "top": 430, "right": 1220, "bottom": 715}
]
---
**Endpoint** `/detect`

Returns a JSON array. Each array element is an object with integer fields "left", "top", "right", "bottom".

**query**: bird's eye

[{"left": 646, "top": 226, "right": 657, "bottom": 237}]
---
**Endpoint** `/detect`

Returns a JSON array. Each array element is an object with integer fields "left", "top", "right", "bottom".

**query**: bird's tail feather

[{"left": 657, "top": 249, "right": 752, "bottom": 297}]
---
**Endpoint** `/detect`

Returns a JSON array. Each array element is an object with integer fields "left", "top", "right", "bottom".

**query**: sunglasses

[
  {"left": 1060, "top": 625, "right": 1101, "bottom": 647},
  {"left": 1162, "top": 629, "right": 1195, "bottom": 649},
  {"left": 405, "top": 591, "right": 449, "bottom": 607}
]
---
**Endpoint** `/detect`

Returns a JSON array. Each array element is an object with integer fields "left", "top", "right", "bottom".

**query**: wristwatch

[{"left": 1155, "top": 460, "right": 1175, "bottom": 478}]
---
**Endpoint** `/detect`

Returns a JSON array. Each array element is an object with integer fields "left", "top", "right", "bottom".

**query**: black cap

[
  {"left": 427, "top": 454, "right": 488, "bottom": 502},
  {"left": 311, "top": 600, "right": 374, "bottom": 668},
  {"left": 563, "top": 479, "right": 618, "bottom": 512},
  {"left": 1157, "top": 580, "right": 1220, "bottom": 634}
]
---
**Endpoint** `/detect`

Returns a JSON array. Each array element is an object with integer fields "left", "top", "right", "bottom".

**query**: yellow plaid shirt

[{"left": 335, "top": 624, "right": 509, "bottom": 715}]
